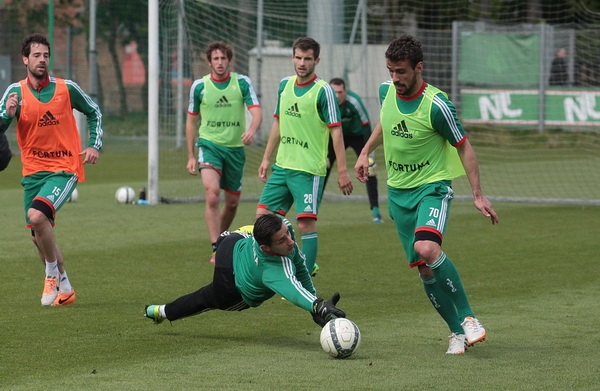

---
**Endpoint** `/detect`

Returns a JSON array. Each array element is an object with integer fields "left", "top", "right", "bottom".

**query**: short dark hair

[
  {"left": 385, "top": 34, "right": 423, "bottom": 68},
  {"left": 253, "top": 214, "right": 285, "bottom": 247},
  {"left": 329, "top": 77, "right": 346, "bottom": 89},
  {"left": 292, "top": 37, "right": 320, "bottom": 59},
  {"left": 21, "top": 33, "right": 51, "bottom": 58},
  {"left": 206, "top": 41, "right": 233, "bottom": 62}
]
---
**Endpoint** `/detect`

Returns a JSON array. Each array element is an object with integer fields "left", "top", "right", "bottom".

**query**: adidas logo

[
  {"left": 38, "top": 111, "right": 60, "bottom": 127},
  {"left": 47, "top": 194, "right": 55, "bottom": 202},
  {"left": 391, "top": 120, "right": 412, "bottom": 138},
  {"left": 215, "top": 95, "right": 231, "bottom": 107},
  {"left": 303, "top": 205, "right": 313, "bottom": 212},
  {"left": 426, "top": 219, "right": 436, "bottom": 227},
  {"left": 284, "top": 102, "right": 301, "bottom": 118}
]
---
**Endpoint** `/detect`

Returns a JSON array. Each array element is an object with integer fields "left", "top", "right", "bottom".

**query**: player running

[
  {"left": 355, "top": 34, "right": 498, "bottom": 354},
  {"left": 0, "top": 33, "right": 103, "bottom": 307}
]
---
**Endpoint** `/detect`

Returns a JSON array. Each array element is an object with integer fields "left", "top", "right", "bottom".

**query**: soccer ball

[
  {"left": 115, "top": 186, "right": 136, "bottom": 204},
  {"left": 68, "top": 188, "right": 79, "bottom": 202},
  {"left": 367, "top": 157, "right": 377, "bottom": 176},
  {"left": 320, "top": 318, "right": 361, "bottom": 359}
]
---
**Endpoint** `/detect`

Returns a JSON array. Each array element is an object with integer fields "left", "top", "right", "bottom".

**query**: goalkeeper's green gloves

[{"left": 311, "top": 292, "right": 346, "bottom": 327}]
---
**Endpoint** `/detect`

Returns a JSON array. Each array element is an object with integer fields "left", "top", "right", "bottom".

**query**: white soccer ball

[
  {"left": 115, "top": 186, "right": 136, "bottom": 204},
  {"left": 367, "top": 157, "right": 377, "bottom": 176},
  {"left": 68, "top": 188, "right": 79, "bottom": 202},
  {"left": 320, "top": 318, "right": 361, "bottom": 359}
]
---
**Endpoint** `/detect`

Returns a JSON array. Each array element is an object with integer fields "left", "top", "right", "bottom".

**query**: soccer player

[
  {"left": 323, "top": 78, "right": 382, "bottom": 223},
  {"left": 144, "top": 214, "right": 345, "bottom": 328},
  {"left": 256, "top": 37, "right": 353, "bottom": 276},
  {"left": 0, "top": 33, "right": 103, "bottom": 306},
  {"left": 355, "top": 34, "right": 499, "bottom": 354},
  {"left": 186, "top": 41, "right": 262, "bottom": 263}
]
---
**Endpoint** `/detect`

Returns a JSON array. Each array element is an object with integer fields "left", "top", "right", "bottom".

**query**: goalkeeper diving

[{"left": 144, "top": 213, "right": 345, "bottom": 328}]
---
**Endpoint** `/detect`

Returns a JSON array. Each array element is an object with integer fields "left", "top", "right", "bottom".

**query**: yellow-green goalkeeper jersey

[
  {"left": 379, "top": 81, "right": 465, "bottom": 189},
  {"left": 232, "top": 218, "right": 317, "bottom": 311},
  {"left": 275, "top": 75, "right": 341, "bottom": 176}
]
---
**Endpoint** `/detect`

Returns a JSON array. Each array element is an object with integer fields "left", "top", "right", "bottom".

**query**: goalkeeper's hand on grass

[{"left": 311, "top": 292, "right": 346, "bottom": 327}]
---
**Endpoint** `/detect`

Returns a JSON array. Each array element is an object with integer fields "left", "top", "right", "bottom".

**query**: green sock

[
  {"left": 428, "top": 252, "right": 475, "bottom": 321},
  {"left": 422, "top": 276, "right": 463, "bottom": 334},
  {"left": 301, "top": 232, "right": 318, "bottom": 273},
  {"left": 372, "top": 206, "right": 380, "bottom": 217}
]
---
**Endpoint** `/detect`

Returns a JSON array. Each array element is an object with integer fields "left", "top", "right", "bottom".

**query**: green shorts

[
  {"left": 197, "top": 138, "right": 245, "bottom": 193},
  {"left": 387, "top": 180, "right": 454, "bottom": 267},
  {"left": 21, "top": 171, "right": 78, "bottom": 226},
  {"left": 258, "top": 165, "right": 324, "bottom": 219}
]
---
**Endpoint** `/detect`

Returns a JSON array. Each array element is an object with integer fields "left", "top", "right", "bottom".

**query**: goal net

[{"left": 155, "top": 0, "right": 600, "bottom": 206}]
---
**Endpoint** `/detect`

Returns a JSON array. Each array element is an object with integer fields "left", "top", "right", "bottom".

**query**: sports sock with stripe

[
  {"left": 428, "top": 252, "right": 475, "bottom": 321},
  {"left": 421, "top": 276, "right": 463, "bottom": 334},
  {"left": 59, "top": 270, "right": 73, "bottom": 293},
  {"left": 45, "top": 260, "right": 59, "bottom": 278},
  {"left": 301, "top": 232, "right": 318, "bottom": 274}
]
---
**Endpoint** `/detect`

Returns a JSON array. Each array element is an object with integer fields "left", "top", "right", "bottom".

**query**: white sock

[
  {"left": 59, "top": 271, "right": 73, "bottom": 293},
  {"left": 159, "top": 305, "right": 167, "bottom": 318},
  {"left": 45, "top": 260, "right": 59, "bottom": 278}
]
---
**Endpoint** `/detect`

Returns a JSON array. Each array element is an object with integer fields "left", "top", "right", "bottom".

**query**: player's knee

[
  {"left": 225, "top": 203, "right": 239, "bottom": 213},
  {"left": 205, "top": 191, "right": 220, "bottom": 205},
  {"left": 414, "top": 231, "right": 442, "bottom": 262},
  {"left": 224, "top": 197, "right": 240, "bottom": 210},
  {"left": 255, "top": 207, "right": 273, "bottom": 219},
  {"left": 296, "top": 217, "right": 316, "bottom": 233},
  {"left": 28, "top": 200, "right": 53, "bottom": 226}
]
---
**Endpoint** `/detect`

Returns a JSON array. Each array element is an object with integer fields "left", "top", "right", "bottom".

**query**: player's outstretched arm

[{"left": 311, "top": 292, "right": 346, "bottom": 327}]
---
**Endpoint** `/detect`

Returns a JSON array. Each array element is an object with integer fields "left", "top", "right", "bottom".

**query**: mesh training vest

[
  {"left": 276, "top": 76, "right": 329, "bottom": 176},
  {"left": 198, "top": 73, "right": 246, "bottom": 147},
  {"left": 17, "top": 79, "right": 84, "bottom": 180},
  {"left": 380, "top": 84, "right": 464, "bottom": 189}
]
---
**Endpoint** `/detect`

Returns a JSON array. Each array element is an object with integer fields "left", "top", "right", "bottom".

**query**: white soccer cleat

[
  {"left": 461, "top": 316, "right": 486, "bottom": 347},
  {"left": 41, "top": 276, "right": 59, "bottom": 306},
  {"left": 446, "top": 332, "right": 467, "bottom": 354}
]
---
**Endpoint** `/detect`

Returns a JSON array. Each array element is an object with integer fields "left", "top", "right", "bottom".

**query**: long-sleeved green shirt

[{"left": 232, "top": 219, "right": 317, "bottom": 312}]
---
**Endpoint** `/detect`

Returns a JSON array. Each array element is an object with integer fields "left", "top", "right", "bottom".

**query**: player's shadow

[{"left": 161, "top": 327, "right": 317, "bottom": 353}]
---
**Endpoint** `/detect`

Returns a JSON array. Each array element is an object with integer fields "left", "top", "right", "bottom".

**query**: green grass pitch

[{"left": 0, "top": 151, "right": 599, "bottom": 390}]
